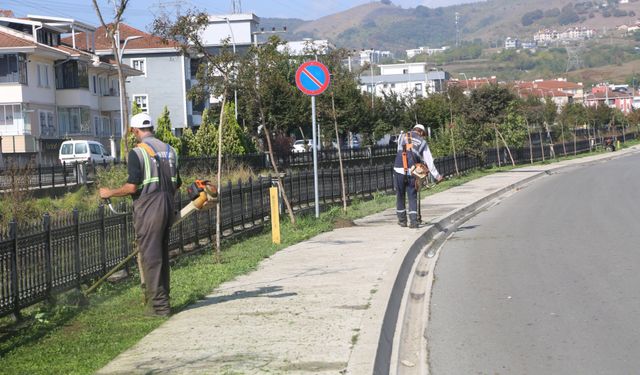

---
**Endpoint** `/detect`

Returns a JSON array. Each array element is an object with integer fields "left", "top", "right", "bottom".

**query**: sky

[{"left": 3, "top": 0, "right": 482, "bottom": 31}]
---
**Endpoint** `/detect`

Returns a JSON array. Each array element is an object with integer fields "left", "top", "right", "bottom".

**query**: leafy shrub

[
  {"left": 522, "top": 9, "right": 544, "bottom": 26},
  {"left": 559, "top": 9, "right": 580, "bottom": 25}
]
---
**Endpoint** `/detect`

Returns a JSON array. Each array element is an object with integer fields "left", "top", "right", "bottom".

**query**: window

[
  {"left": 101, "top": 116, "right": 110, "bottom": 136},
  {"left": 131, "top": 58, "right": 146, "bottom": 75},
  {"left": 55, "top": 61, "right": 89, "bottom": 89},
  {"left": 37, "top": 64, "right": 50, "bottom": 88},
  {"left": 44, "top": 65, "right": 49, "bottom": 87},
  {"left": 0, "top": 104, "right": 22, "bottom": 126},
  {"left": 39, "top": 110, "right": 56, "bottom": 136},
  {"left": 99, "top": 76, "right": 108, "bottom": 95},
  {"left": 89, "top": 143, "right": 101, "bottom": 155},
  {"left": 92, "top": 75, "right": 97, "bottom": 94},
  {"left": 111, "top": 79, "right": 119, "bottom": 96},
  {"left": 61, "top": 143, "right": 73, "bottom": 155},
  {"left": 133, "top": 95, "right": 148, "bottom": 113},
  {"left": 0, "top": 53, "right": 28, "bottom": 84},
  {"left": 58, "top": 107, "right": 91, "bottom": 135},
  {"left": 75, "top": 143, "right": 88, "bottom": 154},
  {"left": 403, "top": 69, "right": 409, "bottom": 74}
]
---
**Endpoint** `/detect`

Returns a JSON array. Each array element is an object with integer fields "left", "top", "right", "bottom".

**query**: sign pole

[
  {"left": 294, "top": 60, "right": 330, "bottom": 219},
  {"left": 312, "top": 95, "right": 319, "bottom": 218}
]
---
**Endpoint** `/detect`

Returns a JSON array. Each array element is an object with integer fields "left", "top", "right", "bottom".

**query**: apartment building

[
  {"left": 359, "top": 62, "right": 450, "bottom": 99},
  {"left": 585, "top": 85, "right": 635, "bottom": 114},
  {"left": 0, "top": 13, "right": 139, "bottom": 163},
  {"left": 61, "top": 23, "right": 196, "bottom": 132}
]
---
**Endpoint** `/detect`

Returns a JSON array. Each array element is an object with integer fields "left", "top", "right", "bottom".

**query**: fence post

[
  {"left": 119, "top": 202, "right": 128, "bottom": 268},
  {"left": 249, "top": 177, "right": 255, "bottom": 225},
  {"left": 227, "top": 181, "right": 234, "bottom": 232},
  {"left": 63, "top": 162, "right": 67, "bottom": 187},
  {"left": 238, "top": 180, "right": 245, "bottom": 229},
  {"left": 99, "top": 205, "right": 106, "bottom": 275},
  {"left": 178, "top": 191, "right": 185, "bottom": 254},
  {"left": 9, "top": 220, "right": 21, "bottom": 320},
  {"left": 73, "top": 208, "right": 81, "bottom": 288},
  {"left": 38, "top": 164, "right": 42, "bottom": 189},
  {"left": 43, "top": 213, "right": 52, "bottom": 303}
]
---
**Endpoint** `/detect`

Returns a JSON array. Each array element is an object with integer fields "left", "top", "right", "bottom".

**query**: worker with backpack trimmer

[{"left": 393, "top": 124, "right": 443, "bottom": 228}]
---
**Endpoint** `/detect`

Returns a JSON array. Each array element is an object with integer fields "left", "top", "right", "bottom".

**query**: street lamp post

[
  {"left": 214, "top": 16, "right": 238, "bottom": 120},
  {"left": 115, "top": 33, "right": 142, "bottom": 158}
]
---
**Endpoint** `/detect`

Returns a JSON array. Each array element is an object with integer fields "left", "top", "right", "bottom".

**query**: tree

[
  {"left": 237, "top": 36, "right": 297, "bottom": 224},
  {"left": 91, "top": 0, "right": 131, "bottom": 159},
  {"left": 155, "top": 106, "right": 181, "bottom": 152},
  {"left": 218, "top": 102, "right": 245, "bottom": 155},
  {"left": 132, "top": 100, "right": 142, "bottom": 115},
  {"left": 414, "top": 94, "right": 450, "bottom": 133},
  {"left": 193, "top": 108, "right": 219, "bottom": 156},
  {"left": 180, "top": 127, "right": 198, "bottom": 157},
  {"left": 154, "top": 9, "right": 242, "bottom": 255}
]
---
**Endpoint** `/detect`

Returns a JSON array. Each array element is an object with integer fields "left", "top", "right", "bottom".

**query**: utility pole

[
  {"left": 231, "top": 0, "right": 242, "bottom": 13},
  {"left": 455, "top": 12, "right": 460, "bottom": 48}
]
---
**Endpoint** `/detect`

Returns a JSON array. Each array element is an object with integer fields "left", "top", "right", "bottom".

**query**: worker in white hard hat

[
  {"left": 393, "top": 124, "right": 442, "bottom": 228},
  {"left": 100, "top": 113, "right": 181, "bottom": 317}
]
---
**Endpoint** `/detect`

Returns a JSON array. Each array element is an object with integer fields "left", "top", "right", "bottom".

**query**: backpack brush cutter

[{"left": 85, "top": 180, "right": 218, "bottom": 295}]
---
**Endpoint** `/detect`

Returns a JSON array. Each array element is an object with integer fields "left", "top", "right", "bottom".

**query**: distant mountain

[{"left": 259, "top": 0, "right": 640, "bottom": 54}]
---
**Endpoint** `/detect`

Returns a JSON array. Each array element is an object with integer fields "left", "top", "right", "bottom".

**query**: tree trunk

[
  {"left": 561, "top": 122, "right": 567, "bottom": 156},
  {"left": 449, "top": 121, "right": 460, "bottom": 175},
  {"left": 525, "top": 118, "right": 533, "bottom": 164},
  {"left": 495, "top": 127, "right": 515, "bottom": 166},
  {"left": 215, "top": 95, "right": 227, "bottom": 262},
  {"left": 259, "top": 107, "right": 296, "bottom": 225},
  {"left": 495, "top": 127, "right": 501, "bottom": 167}
]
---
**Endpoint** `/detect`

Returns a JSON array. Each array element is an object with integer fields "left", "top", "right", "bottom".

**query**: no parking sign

[
  {"left": 294, "top": 61, "right": 331, "bottom": 217},
  {"left": 295, "top": 61, "right": 330, "bottom": 96}
]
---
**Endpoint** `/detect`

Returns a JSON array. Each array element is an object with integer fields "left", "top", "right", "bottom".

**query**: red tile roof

[
  {"left": 61, "top": 23, "right": 180, "bottom": 52},
  {"left": 0, "top": 30, "right": 35, "bottom": 48},
  {"left": 0, "top": 10, "right": 14, "bottom": 17}
]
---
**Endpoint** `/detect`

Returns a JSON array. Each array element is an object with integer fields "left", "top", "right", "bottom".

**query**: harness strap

[{"left": 401, "top": 132, "right": 413, "bottom": 173}]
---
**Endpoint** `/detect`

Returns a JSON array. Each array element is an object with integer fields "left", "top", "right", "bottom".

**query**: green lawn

[{"left": 0, "top": 142, "right": 636, "bottom": 374}]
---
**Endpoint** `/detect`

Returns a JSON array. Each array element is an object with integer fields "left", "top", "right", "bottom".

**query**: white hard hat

[
  {"left": 131, "top": 113, "right": 153, "bottom": 129},
  {"left": 413, "top": 124, "right": 426, "bottom": 133}
]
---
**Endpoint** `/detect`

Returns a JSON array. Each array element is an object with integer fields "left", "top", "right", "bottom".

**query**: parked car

[
  {"left": 292, "top": 139, "right": 313, "bottom": 153},
  {"left": 59, "top": 140, "right": 114, "bottom": 164}
]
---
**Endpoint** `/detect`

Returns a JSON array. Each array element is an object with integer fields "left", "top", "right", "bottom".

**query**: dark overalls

[
  {"left": 394, "top": 131, "right": 426, "bottom": 226},
  {"left": 132, "top": 136, "right": 179, "bottom": 315}
]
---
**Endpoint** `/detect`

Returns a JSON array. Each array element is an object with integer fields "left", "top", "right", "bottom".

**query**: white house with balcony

[
  {"left": 359, "top": 62, "right": 449, "bottom": 99},
  {"left": 0, "top": 13, "right": 139, "bottom": 163}
]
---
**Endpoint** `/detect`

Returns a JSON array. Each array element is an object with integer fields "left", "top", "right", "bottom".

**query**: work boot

[
  {"left": 398, "top": 220, "right": 407, "bottom": 227},
  {"left": 409, "top": 221, "right": 419, "bottom": 229}
]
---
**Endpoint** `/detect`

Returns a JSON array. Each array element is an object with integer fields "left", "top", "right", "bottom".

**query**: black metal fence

[
  {"left": 0, "top": 134, "right": 634, "bottom": 318},
  {"left": 0, "top": 146, "right": 397, "bottom": 192}
]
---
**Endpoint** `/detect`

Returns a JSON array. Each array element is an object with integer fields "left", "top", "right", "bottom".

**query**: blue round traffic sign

[{"left": 295, "top": 61, "right": 330, "bottom": 96}]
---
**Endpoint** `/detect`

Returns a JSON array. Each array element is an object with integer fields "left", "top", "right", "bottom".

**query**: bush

[
  {"left": 522, "top": 9, "right": 544, "bottom": 26},
  {"left": 559, "top": 9, "right": 580, "bottom": 25}
]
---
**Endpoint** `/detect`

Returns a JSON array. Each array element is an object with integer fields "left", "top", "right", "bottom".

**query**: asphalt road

[{"left": 428, "top": 153, "right": 640, "bottom": 375}]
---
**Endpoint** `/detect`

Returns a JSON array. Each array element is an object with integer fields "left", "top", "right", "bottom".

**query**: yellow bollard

[
  {"left": 269, "top": 186, "right": 281, "bottom": 244},
  {"left": 617, "top": 140, "right": 620, "bottom": 150}
]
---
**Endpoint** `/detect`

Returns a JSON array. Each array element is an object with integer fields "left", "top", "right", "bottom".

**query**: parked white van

[{"left": 59, "top": 140, "right": 114, "bottom": 164}]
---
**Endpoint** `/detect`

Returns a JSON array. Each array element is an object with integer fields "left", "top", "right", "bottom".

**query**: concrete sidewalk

[{"left": 97, "top": 147, "right": 638, "bottom": 375}]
